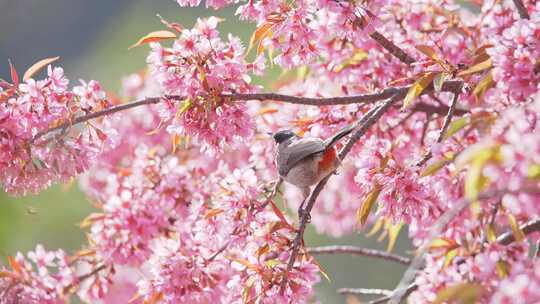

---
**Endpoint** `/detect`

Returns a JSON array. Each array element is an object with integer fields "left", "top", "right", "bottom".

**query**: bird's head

[{"left": 272, "top": 130, "right": 296, "bottom": 144}]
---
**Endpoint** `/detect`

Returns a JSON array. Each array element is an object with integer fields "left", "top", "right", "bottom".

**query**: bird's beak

[{"left": 266, "top": 132, "right": 273, "bottom": 136}]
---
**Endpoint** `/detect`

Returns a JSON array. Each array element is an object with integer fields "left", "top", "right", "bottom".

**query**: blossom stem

[
  {"left": 307, "top": 245, "right": 410, "bottom": 265},
  {"left": 369, "top": 31, "right": 416, "bottom": 65},
  {"left": 512, "top": 0, "right": 530, "bottom": 19}
]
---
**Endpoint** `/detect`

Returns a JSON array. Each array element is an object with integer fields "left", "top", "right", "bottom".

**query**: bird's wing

[{"left": 277, "top": 138, "right": 325, "bottom": 176}]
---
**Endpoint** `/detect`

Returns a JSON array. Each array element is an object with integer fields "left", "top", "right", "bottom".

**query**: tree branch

[
  {"left": 32, "top": 97, "right": 166, "bottom": 142},
  {"left": 512, "top": 0, "right": 530, "bottom": 19},
  {"left": 417, "top": 84, "right": 462, "bottom": 166},
  {"left": 32, "top": 81, "right": 464, "bottom": 143},
  {"left": 367, "top": 284, "right": 417, "bottom": 304},
  {"left": 63, "top": 264, "right": 107, "bottom": 293},
  {"left": 281, "top": 93, "right": 402, "bottom": 289},
  {"left": 497, "top": 218, "right": 540, "bottom": 245},
  {"left": 369, "top": 31, "right": 416, "bottom": 65},
  {"left": 307, "top": 245, "right": 411, "bottom": 265},
  {"left": 338, "top": 287, "right": 392, "bottom": 296}
]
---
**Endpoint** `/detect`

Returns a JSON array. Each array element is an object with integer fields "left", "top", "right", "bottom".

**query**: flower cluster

[
  {"left": 486, "top": 2, "right": 540, "bottom": 102},
  {"left": 147, "top": 17, "right": 256, "bottom": 152},
  {"left": 0, "top": 64, "right": 109, "bottom": 195},
  {"left": 0, "top": 245, "right": 77, "bottom": 304}
]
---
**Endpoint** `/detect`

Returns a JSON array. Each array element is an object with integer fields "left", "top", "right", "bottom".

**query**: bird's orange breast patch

[{"left": 318, "top": 147, "right": 337, "bottom": 173}]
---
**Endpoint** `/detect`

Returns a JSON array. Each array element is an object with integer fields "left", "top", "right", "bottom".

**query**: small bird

[{"left": 273, "top": 124, "right": 355, "bottom": 211}]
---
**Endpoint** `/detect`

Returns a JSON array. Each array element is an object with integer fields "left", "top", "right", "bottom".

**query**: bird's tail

[{"left": 324, "top": 124, "right": 356, "bottom": 149}]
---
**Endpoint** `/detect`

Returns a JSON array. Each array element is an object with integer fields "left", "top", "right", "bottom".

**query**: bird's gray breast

[{"left": 276, "top": 138, "right": 325, "bottom": 177}]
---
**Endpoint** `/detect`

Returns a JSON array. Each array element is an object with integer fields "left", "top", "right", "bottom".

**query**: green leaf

[
  {"left": 507, "top": 213, "right": 525, "bottom": 242},
  {"left": 356, "top": 184, "right": 382, "bottom": 226},
  {"left": 333, "top": 49, "right": 368, "bottom": 73},
  {"left": 433, "top": 72, "right": 447, "bottom": 93},
  {"left": 458, "top": 58, "right": 492, "bottom": 76},
  {"left": 434, "top": 283, "right": 484, "bottom": 304},
  {"left": 386, "top": 221, "right": 403, "bottom": 252},
  {"left": 473, "top": 71, "right": 494, "bottom": 102},
  {"left": 485, "top": 223, "right": 497, "bottom": 243},
  {"left": 176, "top": 98, "right": 192, "bottom": 118},
  {"left": 421, "top": 159, "right": 449, "bottom": 177},
  {"left": 402, "top": 72, "right": 436, "bottom": 110},
  {"left": 443, "top": 116, "right": 469, "bottom": 140},
  {"left": 527, "top": 164, "right": 540, "bottom": 179},
  {"left": 443, "top": 248, "right": 458, "bottom": 268}
]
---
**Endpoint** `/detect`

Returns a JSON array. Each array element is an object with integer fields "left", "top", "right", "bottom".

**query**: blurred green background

[{"left": 0, "top": 1, "right": 411, "bottom": 302}]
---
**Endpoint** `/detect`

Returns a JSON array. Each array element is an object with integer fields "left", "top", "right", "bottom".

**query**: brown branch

[
  {"left": 412, "top": 102, "right": 467, "bottom": 116},
  {"left": 338, "top": 287, "right": 392, "bottom": 296},
  {"left": 417, "top": 84, "right": 462, "bottom": 166},
  {"left": 63, "top": 264, "right": 107, "bottom": 293},
  {"left": 497, "top": 218, "right": 540, "bottom": 245},
  {"left": 227, "top": 81, "right": 463, "bottom": 106},
  {"left": 512, "top": 0, "right": 530, "bottom": 19},
  {"left": 369, "top": 31, "right": 416, "bottom": 65},
  {"left": 31, "top": 81, "right": 464, "bottom": 142},
  {"left": 281, "top": 94, "right": 401, "bottom": 290},
  {"left": 32, "top": 96, "right": 166, "bottom": 142},
  {"left": 307, "top": 245, "right": 411, "bottom": 265}
]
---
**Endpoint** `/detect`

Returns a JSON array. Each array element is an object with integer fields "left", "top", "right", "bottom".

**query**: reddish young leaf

[
  {"left": 23, "top": 56, "right": 60, "bottom": 81},
  {"left": 8, "top": 59, "right": 19, "bottom": 86},
  {"left": 129, "top": 30, "right": 177, "bottom": 50}
]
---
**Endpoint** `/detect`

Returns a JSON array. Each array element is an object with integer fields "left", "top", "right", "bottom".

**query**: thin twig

[
  {"left": 512, "top": 0, "right": 530, "bottom": 19},
  {"left": 308, "top": 245, "right": 410, "bottom": 265},
  {"left": 281, "top": 94, "right": 401, "bottom": 290},
  {"left": 338, "top": 287, "right": 392, "bottom": 296},
  {"left": 497, "top": 218, "right": 540, "bottom": 245},
  {"left": 32, "top": 97, "right": 166, "bottom": 142},
  {"left": 417, "top": 85, "right": 462, "bottom": 166},
  {"left": 369, "top": 31, "right": 416, "bottom": 65},
  {"left": 63, "top": 264, "right": 107, "bottom": 293},
  {"left": 368, "top": 284, "right": 417, "bottom": 304}
]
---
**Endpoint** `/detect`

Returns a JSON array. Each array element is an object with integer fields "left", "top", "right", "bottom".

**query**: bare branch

[
  {"left": 367, "top": 284, "right": 417, "bottom": 304},
  {"left": 338, "top": 287, "right": 392, "bottom": 296},
  {"left": 369, "top": 31, "right": 416, "bottom": 65},
  {"left": 308, "top": 245, "right": 410, "bottom": 265},
  {"left": 512, "top": 0, "right": 530, "bottom": 19},
  {"left": 63, "top": 264, "right": 107, "bottom": 293},
  {"left": 417, "top": 84, "right": 462, "bottom": 166},
  {"left": 32, "top": 96, "right": 166, "bottom": 142},
  {"left": 497, "top": 218, "right": 540, "bottom": 245}
]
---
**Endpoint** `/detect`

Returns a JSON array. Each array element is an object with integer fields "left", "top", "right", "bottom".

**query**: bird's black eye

[{"left": 273, "top": 130, "right": 295, "bottom": 143}]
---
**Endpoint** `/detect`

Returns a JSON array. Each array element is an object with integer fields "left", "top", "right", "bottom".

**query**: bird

[{"left": 272, "top": 124, "right": 355, "bottom": 213}]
